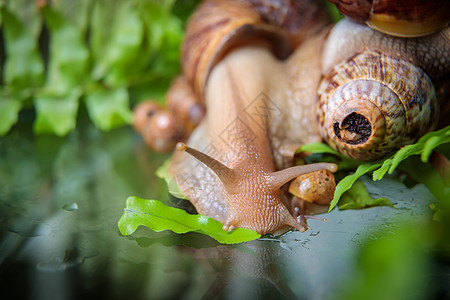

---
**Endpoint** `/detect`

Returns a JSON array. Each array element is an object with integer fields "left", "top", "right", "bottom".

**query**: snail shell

[
  {"left": 328, "top": 0, "right": 450, "bottom": 37},
  {"left": 132, "top": 101, "right": 162, "bottom": 133},
  {"left": 166, "top": 75, "right": 206, "bottom": 130},
  {"left": 288, "top": 169, "right": 336, "bottom": 205},
  {"left": 182, "top": 0, "right": 331, "bottom": 98},
  {"left": 133, "top": 101, "right": 185, "bottom": 152},
  {"left": 318, "top": 50, "right": 439, "bottom": 161}
]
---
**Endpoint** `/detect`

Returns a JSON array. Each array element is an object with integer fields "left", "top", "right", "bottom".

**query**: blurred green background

[
  {"left": 0, "top": 1, "right": 449, "bottom": 300},
  {"left": 0, "top": 0, "right": 200, "bottom": 136}
]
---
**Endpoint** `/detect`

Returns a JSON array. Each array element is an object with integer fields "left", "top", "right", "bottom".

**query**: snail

[
  {"left": 327, "top": 0, "right": 450, "bottom": 37},
  {"left": 134, "top": 0, "right": 450, "bottom": 235}
]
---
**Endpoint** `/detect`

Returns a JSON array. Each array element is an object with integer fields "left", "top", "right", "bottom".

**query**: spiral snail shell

[
  {"left": 318, "top": 19, "right": 448, "bottom": 160},
  {"left": 289, "top": 169, "right": 336, "bottom": 205},
  {"left": 182, "top": 0, "right": 332, "bottom": 98},
  {"left": 328, "top": 0, "right": 450, "bottom": 37},
  {"left": 318, "top": 50, "right": 439, "bottom": 160},
  {"left": 134, "top": 0, "right": 449, "bottom": 235}
]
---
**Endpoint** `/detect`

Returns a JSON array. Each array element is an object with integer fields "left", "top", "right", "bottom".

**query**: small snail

[
  {"left": 289, "top": 169, "right": 336, "bottom": 206},
  {"left": 133, "top": 101, "right": 184, "bottom": 152},
  {"left": 327, "top": 0, "right": 450, "bottom": 37},
  {"left": 135, "top": 0, "right": 449, "bottom": 235}
]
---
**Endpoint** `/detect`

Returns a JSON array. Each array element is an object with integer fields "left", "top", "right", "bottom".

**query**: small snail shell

[
  {"left": 132, "top": 101, "right": 162, "bottom": 133},
  {"left": 133, "top": 101, "right": 184, "bottom": 152},
  {"left": 182, "top": 0, "right": 331, "bottom": 98},
  {"left": 288, "top": 169, "right": 336, "bottom": 205},
  {"left": 142, "top": 110, "right": 184, "bottom": 153},
  {"left": 318, "top": 50, "right": 439, "bottom": 161},
  {"left": 166, "top": 76, "right": 205, "bottom": 130},
  {"left": 328, "top": 0, "right": 450, "bottom": 37}
]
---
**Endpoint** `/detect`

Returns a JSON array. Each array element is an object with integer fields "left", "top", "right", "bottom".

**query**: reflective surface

[{"left": 0, "top": 116, "right": 446, "bottom": 300}]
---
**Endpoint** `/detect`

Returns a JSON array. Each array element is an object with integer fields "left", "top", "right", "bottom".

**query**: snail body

[
  {"left": 134, "top": 0, "right": 449, "bottom": 234},
  {"left": 170, "top": 47, "right": 338, "bottom": 235}
]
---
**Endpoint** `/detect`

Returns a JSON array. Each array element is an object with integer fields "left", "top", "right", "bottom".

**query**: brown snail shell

[
  {"left": 166, "top": 76, "right": 205, "bottom": 130},
  {"left": 318, "top": 50, "right": 439, "bottom": 161},
  {"left": 328, "top": 0, "right": 450, "bottom": 37},
  {"left": 141, "top": 109, "right": 184, "bottom": 153},
  {"left": 288, "top": 169, "right": 336, "bottom": 205},
  {"left": 132, "top": 101, "right": 162, "bottom": 133},
  {"left": 182, "top": 0, "right": 331, "bottom": 98}
]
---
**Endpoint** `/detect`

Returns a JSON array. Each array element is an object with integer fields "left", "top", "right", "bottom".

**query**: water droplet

[{"left": 61, "top": 202, "right": 78, "bottom": 211}]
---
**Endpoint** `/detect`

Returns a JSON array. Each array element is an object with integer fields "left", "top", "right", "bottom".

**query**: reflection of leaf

[
  {"left": 132, "top": 233, "right": 221, "bottom": 249},
  {"left": 338, "top": 181, "right": 394, "bottom": 210},
  {"left": 84, "top": 88, "right": 133, "bottom": 131},
  {"left": 118, "top": 197, "right": 261, "bottom": 244}
]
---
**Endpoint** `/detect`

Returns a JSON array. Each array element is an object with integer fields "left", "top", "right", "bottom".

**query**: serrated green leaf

[
  {"left": 33, "top": 90, "right": 80, "bottom": 136},
  {"left": 42, "top": 6, "right": 89, "bottom": 95},
  {"left": 329, "top": 163, "right": 381, "bottom": 212},
  {"left": 7, "top": 0, "right": 42, "bottom": 38},
  {"left": 0, "top": 92, "right": 22, "bottom": 135},
  {"left": 155, "top": 159, "right": 189, "bottom": 200},
  {"left": 49, "top": 0, "right": 91, "bottom": 33},
  {"left": 338, "top": 180, "right": 394, "bottom": 210},
  {"left": 118, "top": 196, "right": 261, "bottom": 244},
  {"left": 421, "top": 135, "right": 448, "bottom": 162},
  {"left": 90, "top": 0, "right": 147, "bottom": 86},
  {"left": 372, "top": 158, "right": 392, "bottom": 181},
  {"left": 326, "top": 126, "right": 450, "bottom": 208},
  {"left": 84, "top": 88, "right": 133, "bottom": 131},
  {"left": 1, "top": 8, "right": 44, "bottom": 92},
  {"left": 388, "top": 127, "right": 450, "bottom": 173}
]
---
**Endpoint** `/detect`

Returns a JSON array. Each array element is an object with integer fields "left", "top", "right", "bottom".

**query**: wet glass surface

[{"left": 0, "top": 120, "right": 446, "bottom": 300}]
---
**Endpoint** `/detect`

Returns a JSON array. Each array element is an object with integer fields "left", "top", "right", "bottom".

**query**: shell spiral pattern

[{"left": 318, "top": 50, "right": 439, "bottom": 161}]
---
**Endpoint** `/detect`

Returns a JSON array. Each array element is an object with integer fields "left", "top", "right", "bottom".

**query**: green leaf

[
  {"left": 399, "top": 157, "right": 448, "bottom": 202},
  {"left": 325, "top": 126, "right": 450, "bottom": 208},
  {"left": 338, "top": 180, "right": 394, "bottom": 210},
  {"left": 387, "top": 127, "right": 450, "bottom": 174},
  {"left": 7, "top": 0, "right": 42, "bottom": 38},
  {"left": 42, "top": 6, "right": 89, "bottom": 95},
  {"left": 329, "top": 163, "right": 381, "bottom": 212},
  {"left": 118, "top": 196, "right": 261, "bottom": 244},
  {"left": 0, "top": 92, "right": 22, "bottom": 135},
  {"left": 33, "top": 90, "right": 81, "bottom": 136},
  {"left": 1, "top": 8, "right": 44, "bottom": 92},
  {"left": 49, "top": 0, "right": 92, "bottom": 33},
  {"left": 84, "top": 88, "right": 133, "bottom": 131},
  {"left": 90, "top": 0, "right": 147, "bottom": 86},
  {"left": 296, "top": 142, "right": 340, "bottom": 155},
  {"left": 155, "top": 159, "right": 189, "bottom": 200}
]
